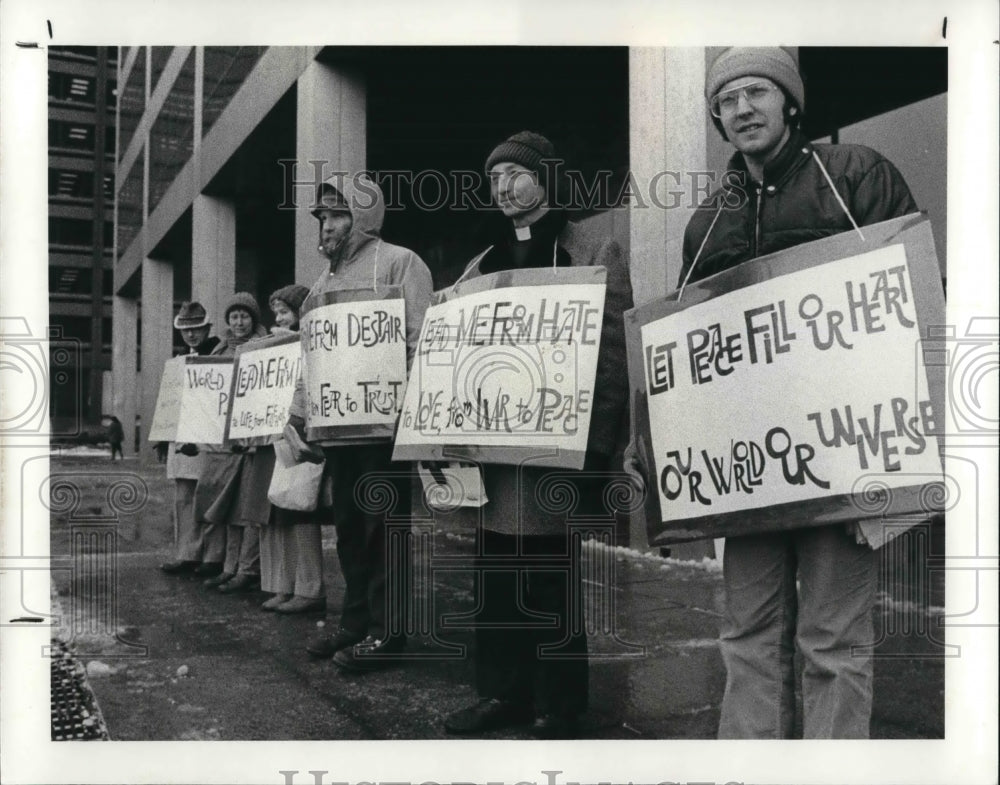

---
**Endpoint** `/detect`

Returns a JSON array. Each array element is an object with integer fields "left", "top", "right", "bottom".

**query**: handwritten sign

[
  {"left": 626, "top": 215, "right": 946, "bottom": 545},
  {"left": 224, "top": 333, "right": 301, "bottom": 447},
  {"left": 172, "top": 357, "right": 235, "bottom": 447},
  {"left": 147, "top": 356, "right": 186, "bottom": 442},
  {"left": 299, "top": 286, "right": 407, "bottom": 442},
  {"left": 393, "top": 266, "right": 606, "bottom": 470}
]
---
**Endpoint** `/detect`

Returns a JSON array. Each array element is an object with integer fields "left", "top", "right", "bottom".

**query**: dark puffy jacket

[{"left": 680, "top": 129, "right": 917, "bottom": 287}]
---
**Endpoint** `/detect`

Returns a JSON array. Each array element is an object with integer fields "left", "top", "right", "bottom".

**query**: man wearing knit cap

[
  {"left": 442, "top": 132, "right": 633, "bottom": 739},
  {"left": 679, "top": 48, "right": 917, "bottom": 739},
  {"left": 160, "top": 301, "right": 226, "bottom": 577}
]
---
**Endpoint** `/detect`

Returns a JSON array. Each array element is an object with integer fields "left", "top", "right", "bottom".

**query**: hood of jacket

[{"left": 316, "top": 173, "right": 386, "bottom": 269}]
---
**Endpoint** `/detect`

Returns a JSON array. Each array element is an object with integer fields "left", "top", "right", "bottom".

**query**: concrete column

[
  {"left": 628, "top": 47, "right": 708, "bottom": 305},
  {"left": 628, "top": 48, "right": 716, "bottom": 560},
  {"left": 192, "top": 193, "right": 236, "bottom": 329},
  {"left": 140, "top": 258, "right": 173, "bottom": 462},
  {"left": 111, "top": 295, "right": 138, "bottom": 455},
  {"left": 293, "top": 62, "right": 366, "bottom": 285}
]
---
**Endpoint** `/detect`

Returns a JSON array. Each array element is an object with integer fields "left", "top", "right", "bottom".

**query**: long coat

[
  {"left": 452, "top": 214, "right": 634, "bottom": 536},
  {"left": 680, "top": 129, "right": 917, "bottom": 286},
  {"left": 194, "top": 326, "right": 269, "bottom": 526}
]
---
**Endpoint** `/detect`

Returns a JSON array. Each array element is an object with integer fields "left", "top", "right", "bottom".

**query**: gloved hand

[
  {"left": 177, "top": 443, "right": 199, "bottom": 457},
  {"left": 283, "top": 419, "right": 324, "bottom": 464},
  {"left": 623, "top": 439, "right": 647, "bottom": 495}
]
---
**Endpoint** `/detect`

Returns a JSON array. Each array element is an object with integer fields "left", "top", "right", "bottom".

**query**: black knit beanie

[{"left": 485, "top": 131, "right": 558, "bottom": 175}]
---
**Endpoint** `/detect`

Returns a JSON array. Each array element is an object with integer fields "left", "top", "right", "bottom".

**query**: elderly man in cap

[
  {"left": 442, "top": 131, "right": 633, "bottom": 738},
  {"left": 160, "top": 301, "right": 226, "bottom": 577},
  {"left": 678, "top": 47, "right": 918, "bottom": 739}
]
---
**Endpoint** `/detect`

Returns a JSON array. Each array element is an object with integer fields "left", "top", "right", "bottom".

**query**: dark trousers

[
  {"left": 325, "top": 444, "right": 411, "bottom": 641},
  {"left": 473, "top": 529, "right": 588, "bottom": 717}
]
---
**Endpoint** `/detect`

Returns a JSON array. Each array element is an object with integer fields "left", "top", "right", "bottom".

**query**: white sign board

[
  {"left": 147, "top": 355, "right": 186, "bottom": 442},
  {"left": 393, "top": 266, "right": 606, "bottom": 469},
  {"left": 226, "top": 334, "right": 301, "bottom": 443},
  {"left": 173, "top": 358, "right": 234, "bottom": 446},
  {"left": 299, "top": 289, "right": 407, "bottom": 441}
]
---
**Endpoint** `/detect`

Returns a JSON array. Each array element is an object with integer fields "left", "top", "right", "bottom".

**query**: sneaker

[
  {"left": 444, "top": 697, "right": 532, "bottom": 734},
  {"left": 305, "top": 627, "right": 365, "bottom": 659},
  {"left": 332, "top": 635, "right": 406, "bottom": 673},
  {"left": 261, "top": 594, "right": 293, "bottom": 611},
  {"left": 275, "top": 596, "right": 327, "bottom": 614}
]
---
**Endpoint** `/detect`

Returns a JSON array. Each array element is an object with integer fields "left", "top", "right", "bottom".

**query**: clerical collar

[{"left": 514, "top": 225, "right": 532, "bottom": 241}]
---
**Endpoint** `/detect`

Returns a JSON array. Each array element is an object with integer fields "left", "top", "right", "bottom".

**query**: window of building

[
  {"left": 202, "top": 46, "right": 266, "bottom": 139},
  {"left": 49, "top": 266, "right": 91, "bottom": 294},
  {"left": 116, "top": 152, "right": 144, "bottom": 258},
  {"left": 151, "top": 47, "right": 173, "bottom": 93},
  {"left": 49, "top": 71, "right": 96, "bottom": 105},
  {"left": 149, "top": 51, "right": 195, "bottom": 215},
  {"left": 49, "top": 118, "right": 95, "bottom": 152},
  {"left": 50, "top": 217, "right": 93, "bottom": 248},
  {"left": 118, "top": 46, "right": 146, "bottom": 158},
  {"left": 50, "top": 168, "right": 92, "bottom": 200}
]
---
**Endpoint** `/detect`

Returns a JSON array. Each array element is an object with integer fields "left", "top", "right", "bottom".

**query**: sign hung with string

[
  {"left": 625, "top": 215, "right": 947, "bottom": 546},
  {"left": 393, "top": 266, "right": 607, "bottom": 470},
  {"left": 299, "top": 286, "right": 407, "bottom": 442}
]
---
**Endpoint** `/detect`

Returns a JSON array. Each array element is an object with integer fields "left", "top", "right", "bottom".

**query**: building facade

[
  {"left": 112, "top": 46, "right": 947, "bottom": 467},
  {"left": 48, "top": 46, "right": 116, "bottom": 436}
]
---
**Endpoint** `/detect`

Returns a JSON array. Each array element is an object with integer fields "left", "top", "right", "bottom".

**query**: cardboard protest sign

[
  {"left": 223, "top": 333, "right": 301, "bottom": 448},
  {"left": 299, "top": 286, "right": 407, "bottom": 442},
  {"left": 393, "top": 266, "right": 607, "bottom": 470},
  {"left": 171, "top": 357, "right": 235, "bottom": 447},
  {"left": 625, "top": 214, "right": 946, "bottom": 545},
  {"left": 147, "top": 355, "right": 186, "bottom": 442}
]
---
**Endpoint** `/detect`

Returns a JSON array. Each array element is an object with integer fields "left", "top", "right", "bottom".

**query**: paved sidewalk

[{"left": 48, "top": 455, "right": 944, "bottom": 740}]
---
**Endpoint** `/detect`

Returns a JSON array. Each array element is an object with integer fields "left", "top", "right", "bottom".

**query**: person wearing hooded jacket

[
  {"left": 287, "top": 173, "right": 433, "bottom": 669},
  {"left": 196, "top": 291, "right": 270, "bottom": 593},
  {"left": 629, "top": 48, "right": 918, "bottom": 740},
  {"left": 442, "top": 132, "right": 633, "bottom": 739}
]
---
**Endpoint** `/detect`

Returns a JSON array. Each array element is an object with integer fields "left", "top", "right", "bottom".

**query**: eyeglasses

[{"left": 710, "top": 81, "right": 780, "bottom": 118}]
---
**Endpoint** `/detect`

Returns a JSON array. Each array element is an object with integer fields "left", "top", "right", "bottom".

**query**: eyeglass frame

[{"left": 709, "top": 80, "right": 782, "bottom": 118}]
